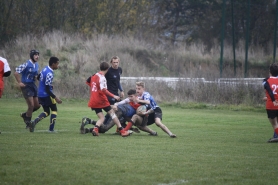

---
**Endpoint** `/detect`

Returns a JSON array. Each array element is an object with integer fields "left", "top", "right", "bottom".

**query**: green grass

[{"left": 0, "top": 98, "right": 276, "bottom": 185}]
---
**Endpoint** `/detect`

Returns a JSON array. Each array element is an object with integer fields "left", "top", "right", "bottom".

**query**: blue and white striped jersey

[
  {"left": 15, "top": 60, "right": 39, "bottom": 83},
  {"left": 139, "top": 91, "right": 159, "bottom": 110},
  {"left": 38, "top": 66, "right": 54, "bottom": 97}
]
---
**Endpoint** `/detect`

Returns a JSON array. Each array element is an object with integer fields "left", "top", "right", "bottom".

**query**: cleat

[
  {"left": 29, "top": 121, "right": 35, "bottom": 132},
  {"left": 128, "top": 130, "right": 133, "bottom": 135},
  {"left": 170, "top": 134, "right": 177, "bottom": 138},
  {"left": 131, "top": 127, "right": 140, "bottom": 133},
  {"left": 20, "top": 112, "right": 29, "bottom": 128},
  {"left": 149, "top": 131, "right": 158, "bottom": 136},
  {"left": 92, "top": 127, "right": 99, "bottom": 136},
  {"left": 48, "top": 130, "right": 57, "bottom": 133},
  {"left": 267, "top": 138, "right": 278, "bottom": 143},
  {"left": 84, "top": 128, "right": 90, "bottom": 134},
  {"left": 82, "top": 117, "right": 89, "bottom": 126},
  {"left": 120, "top": 130, "right": 130, "bottom": 137}
]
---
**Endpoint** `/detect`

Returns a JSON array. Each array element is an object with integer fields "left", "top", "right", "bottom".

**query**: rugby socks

[
  {"left": 273, "top": 132, "right": 278, "bottom": 138},
  {"left": 123, "top": 122, "right": 133, "bottom": 131},
  {"left": 49, "top": 111, "right": 57, "bottom": 131},
  {"left": 33, "top": 106, "right": 40, "bottom": 112},
  {"left": 34, "top": 112, "right": 48, "bottom": 125},
  {"left": 275, "top": 128, "right": 278, "bottom": 136}
]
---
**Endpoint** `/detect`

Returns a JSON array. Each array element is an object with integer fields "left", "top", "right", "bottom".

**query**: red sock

[
  {"left": 123, "top": 122, "right": 133, "bottom": 131},
  {"left": 275, "top": 128, "right": 278, "bottom": 135}
]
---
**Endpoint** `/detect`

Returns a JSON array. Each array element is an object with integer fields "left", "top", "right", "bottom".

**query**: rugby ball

[{"left": 136, "top": 105, "right": 147, "bottom": 115}]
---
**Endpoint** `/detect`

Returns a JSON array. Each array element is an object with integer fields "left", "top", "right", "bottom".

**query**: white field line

[
  {"left": 0, "top": 129, "right": 69, "bottom": 134},
  {"left": 157, "top": 179, "right": 188, "bottom": 185}
]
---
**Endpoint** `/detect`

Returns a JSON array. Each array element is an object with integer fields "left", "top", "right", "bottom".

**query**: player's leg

[
  {"left": 24, "top": 96, "right": 35, "bottom": 126},
  {"left": 128, "top": 114, "right": 156, "bottom": 135},
  {"left": 154, "top": 118, "right": 176, "bottom": 137},
  {"left": 48, "top": 104, "right": 58, "bottom": 132},
  {"left": 29, "top": 105, "right": 50, "bottom": 132},
  {"left": 106, "top": 107, "right": 130, "bottom": 137},
  {"left": 266, "top": 110, "right": 278, "bottom": 142},
  {"left": 91, "top": 108, "right": 105, "bottom": 136}
]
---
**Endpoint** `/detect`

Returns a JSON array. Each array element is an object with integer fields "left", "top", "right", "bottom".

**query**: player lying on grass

[
  {"left": 80, "top": 102, "right": 139, "bottom": 134},
  {"left": 262, "top": 62, "right": 278, "bottom": 143},
  {"left": 113, "top": 89, "right": 158, "bottom": 135},
  {"left": 80, "top": 89, "right": 154, "bottom": 135}
]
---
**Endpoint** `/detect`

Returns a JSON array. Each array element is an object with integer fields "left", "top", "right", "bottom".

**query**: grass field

[{"left": 0, "top": 98, "right": 277, "bottom": 185}]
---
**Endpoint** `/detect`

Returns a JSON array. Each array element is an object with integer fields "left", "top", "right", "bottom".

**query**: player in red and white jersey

[
  {"left": 85, "top": 62, "right": 130, "bottom": 137},
  {"left": 0, "top": 56, "right": 11, "bottom": 98},
  {"left": 263, "top": 63, "right": 278, "bottom": 142}
]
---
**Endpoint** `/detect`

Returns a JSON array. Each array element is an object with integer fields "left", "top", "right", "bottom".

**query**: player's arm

[
  {"left": 263, "top": 79, "right": 276, "bottom": 102},
  {"left": 86, "top": 76, "right": 91, "bottom": 86},
  {"left": 114, "top": 98, "right": 130, "bottom": 106},
  {"left": 45, "top": 73, "right": 62, "bottom": 104},
  {"left": 14, "top": 63, "right": 27, "bottom": 87},
  {"left": 4, "top": 71, "right": 11, "bottom": 77},
  {"left": 102, "top": 88, "right": 120, "bottom": 100},
  {"left": 3, "top": 58, "right": 11, "bottom": 77},
  {"left": 118, "top": 81, "right": 124, "bottom": 98}
]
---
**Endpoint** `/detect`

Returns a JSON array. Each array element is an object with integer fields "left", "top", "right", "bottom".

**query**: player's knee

[
  {"left": 110, "top": 112, "right": 116, "bottom": 119},
  {"left": 33, "top": 106, "right": 40, "bottom": 112}
]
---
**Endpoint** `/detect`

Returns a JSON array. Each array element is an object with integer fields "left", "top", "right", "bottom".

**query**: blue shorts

[
  {"left": 39, "top": 96, "right": 56, "bottom": 107},
  {"left": 21, "top": 83, "right": 38, "bottom": 98}
]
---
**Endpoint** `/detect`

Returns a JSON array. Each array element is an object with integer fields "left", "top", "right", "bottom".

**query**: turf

[{"left": 0, "top": 98, "right": 276, "bottom": 185}]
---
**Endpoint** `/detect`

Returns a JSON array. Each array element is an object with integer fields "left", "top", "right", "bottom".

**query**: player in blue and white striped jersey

[
  {"left": 29, "top": 57, "right": 62, "bottom": 132},
  {"left": 14, "top": 49, "right": 41, "bottom": 128},
  {"left": 135, "top": 81, "right": 176, "bottom": 138}
]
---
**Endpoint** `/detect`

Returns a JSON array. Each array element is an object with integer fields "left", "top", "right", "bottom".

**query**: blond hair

[{"left": 136, "top": 81, "right": 145, "bottom": 88}]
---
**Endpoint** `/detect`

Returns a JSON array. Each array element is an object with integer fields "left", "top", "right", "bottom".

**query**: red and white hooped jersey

[{"left": 88, "top": 72, "right": 110, "bottom": 108}]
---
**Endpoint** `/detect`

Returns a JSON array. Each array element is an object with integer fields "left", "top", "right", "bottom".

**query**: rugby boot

[{"left": 120, "top": 130, "right": 130, "bottom": 137}]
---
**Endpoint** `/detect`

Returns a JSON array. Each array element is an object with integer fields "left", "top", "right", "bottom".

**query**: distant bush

[{"left": 0, "top": 31, "right": 268, "bottom": 106}]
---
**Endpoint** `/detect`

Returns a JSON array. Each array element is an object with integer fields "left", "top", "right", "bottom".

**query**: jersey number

[{"left": 272, "top": 84, "right": 278, "bottom": 94}]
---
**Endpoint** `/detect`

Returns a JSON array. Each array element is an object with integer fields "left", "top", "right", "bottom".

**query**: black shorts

[
  {"left": 39, "top": 96, "right": 56, "bottom": 107},
  {"left": 147, "top": 107, "right": 163, "bottom": 125},
  {"left": 91, "top": 106, "right": 111, "bottom": 114},
  {"left": 266, "top": 109, "right": 278, "bottom": 119},
  {"left": 21, "top": 83, "right": 38, "bottom": 98}
]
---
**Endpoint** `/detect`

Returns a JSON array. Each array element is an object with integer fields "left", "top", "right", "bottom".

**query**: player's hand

[
  {"left": 120, "top": 91, "right": 124, "bottom": 98},
  {"left": 111, "top": 105, "right": 118, "bottom": 111},
  {"left": 273, "top": 100, "right": 278, "bottom": 106},
  {"left": 55, "top": 97, "right": 62, "bottom": 104},
  {"left": 114, "top": 95, "right": 120, "bottom": 101},
  {"left": 263, "top": 97, "right": 267, "bottom": 101},
  {"left": 18, "top": 82, "right": 25, "bottom": 87}
]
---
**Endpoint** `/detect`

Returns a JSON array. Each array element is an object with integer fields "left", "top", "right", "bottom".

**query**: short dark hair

[
  {"left": 269, "top": 63, "right": 278, "bottom": 76},
  {"left": 127, "top": 89, "right": 136, "bottom": 95},
  {"left": 49, "top": 57, "right": 59, "bottom": 66},
  {"left": 100, "top": 62, "right": 110, "bottom": 71}
]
